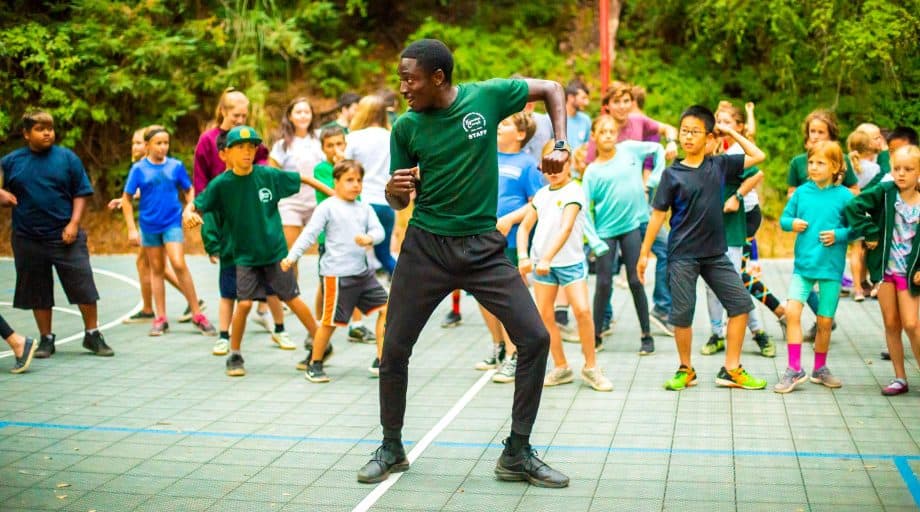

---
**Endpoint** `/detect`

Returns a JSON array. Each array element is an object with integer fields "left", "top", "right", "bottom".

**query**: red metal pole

[{"left": 599, "top": 0, "right": 610, "bottom": 97}]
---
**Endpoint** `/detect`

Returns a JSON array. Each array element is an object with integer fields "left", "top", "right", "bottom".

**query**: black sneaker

[
  {"left": 639, "top": 335, "right": 654, "bottom": 356},
  {"left": 83, "top": 331, "right": 114, "bottom": 357},
  {"left": 34, "top": 333, "right": 56, "bottom": 359},
  {"left": 357, "top": 441, "right": 409, "bottom": 483},
  {"left": 441, "top": 311, "right": 462, "bottom": 328},
  {"left": 347, "top": 325, "right": 375, "bottom": 344},
  {"left": 179, "top": 299, "right": 206, "bottom": 323},
  {"left": 881, "top": 350, "right": 891, "bottom": 361},
  {"left": 305, "top": 361, "right": 330, "bottom": 383},
  {"left": 123, "top": 310, "right": 155, "bottom": 324},
  {"left": 301, "top": 341, "right": 333, "bottom": 370},
  {"left": 369, "top": 357, "right": 380, "bottom": 377},
  {"left": 225, "top": 353, "right": 246, "bottom": 377},
  {"left": 494, "top": 437, "right": 569, "bottom": 488}
]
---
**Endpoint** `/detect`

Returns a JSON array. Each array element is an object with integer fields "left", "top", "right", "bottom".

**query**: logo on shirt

[
  {"left": 258, "top": 188, "right": 272, "bottom": 203},
  {"left": 462, "top": 113, "right": 487, "bottom": 140}
]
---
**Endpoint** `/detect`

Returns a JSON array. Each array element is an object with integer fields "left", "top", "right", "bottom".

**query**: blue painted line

[{"left": 895, "top": 457, "right": 920, "bottom": 509}]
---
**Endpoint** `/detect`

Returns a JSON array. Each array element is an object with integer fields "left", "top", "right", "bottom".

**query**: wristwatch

[{"left": 553, "top": 140, "right": 571, "bottom": 153}]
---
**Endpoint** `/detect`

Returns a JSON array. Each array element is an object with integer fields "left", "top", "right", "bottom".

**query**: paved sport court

[{"left": 1, "top": 255, "right": 919, "bottom": 511}]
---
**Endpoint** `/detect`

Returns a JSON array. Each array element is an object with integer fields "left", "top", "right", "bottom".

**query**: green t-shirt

[
  {"left": 390, "top": 78, "right": 529, "bottom": 236},
  {"left": 313, "top": 160, "right": 335, "bottom": 245},
  {"left": 786, "top": 152, "right": 858, "bottom": 188},
  {"left": 723, "top": 166, "right": 760, "bottom": 247},
  {"left": 194, "top": 164, "right": 301, "bottom": 266}
]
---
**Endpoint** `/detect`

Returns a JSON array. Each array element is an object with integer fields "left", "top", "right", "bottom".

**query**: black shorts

[
  {"left": 668, "top": 254, "right": 753, "bottom": 327},
  {"left": 236, "top": 262, "right": 298, "bottom": 302},
  {"left": 319, "top": 270, "right": 388, "bottom": 326},
  {"left": 12, "top": 230, "right": 100, "bottom": 309}
]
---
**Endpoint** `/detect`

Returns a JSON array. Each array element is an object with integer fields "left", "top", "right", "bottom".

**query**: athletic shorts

[
  {"left": 219, "top": 263, "right": 239, "bottom": 300},
  {"left": 319, "top": 270, "right": 388, "bottom": 326},
  {"left": 141, "top": 225, "right": 184, "bottom": 247},
  {"left": 668, "top": 255, "right": 753, "bottom": 327},
  {"left": 12, "top": 230, "right": 100, "bottom": 309},
  {"left": 532, "top": 261, "right": 588, "bottom": 287},
  {"left": 279, "top": 202, "right": 316, "bottom": 227},
  {"left": 237, "top": 262, "right": 298, "bottom": 302},
  {"left": 787, "top": 274, "right": 841, "bottom": 318},
  {"left": 883, "top": 272, "right": 909, "bottom": 292}
]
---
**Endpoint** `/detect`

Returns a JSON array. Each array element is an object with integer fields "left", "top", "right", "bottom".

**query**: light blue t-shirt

[
  {"left": 124, "top": 156, "right": 192, "bottom": 234},
  {"left": 582, "top": 141, "right": 665, "bottom": 238},
  {"left": 780, "top": 181, "right": 853, "bottom": 280},
  {"left": 498, "top": 151, "right": 544, "bottom": 248},
  {"left": 567, "top": 111, "right": 592, "bottom": 150}
]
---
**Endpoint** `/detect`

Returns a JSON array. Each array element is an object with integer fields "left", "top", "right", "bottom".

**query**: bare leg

[
  {"left": 136, "top": 249, "right": 154, "bottom": 313},
  {"left": 266, "top": 295, "right": 285, "bottom": 325},
  {"left": 284, "top": 296, "right": 317, "bottom": 337},
  {"left": 145, "top": 246, "right": 168, "bottom": 319},
  {"left": 218, "top": 298, "right": 234, "bottom": 332},
  {"left": 164, "top": 242, "right": 201, "bottom": 315},
  {"left": 878, "top": 284, "right": 905, "bottom": 378},
  {"left": 535, "top": 282, "right": 566, "bottom": 368},
  {"left": 564, "top": 279, "right": 596, "bottom": 368},
  {"left": 813, "top": 316, "right": 834, "bottom": 355},
  {"left": 723, "top": 312, "right": 749, "bottom": 370},
  {"left": 375, "top": 308, "right": 386, "bottom": 360},
  {"left": 897, "top": 289, "right": 920, "bottom": 377},
  {"left": 33, "top": 309, "right": 52, "bottom": 337},
  {"left": 77, "top": 303, "right": 98, "bottom": 330},
  {"left": 674, "top": 325, "right": 692, "bottom": 368},
  {"left": 230, "top": 300, "right": 253, "bottom": 351},
  {"left": 283, "top": 226, "right": 302, "bottom": 280},
  {"left": 310, "top": 325, "right": 336, "bottom": 363}
]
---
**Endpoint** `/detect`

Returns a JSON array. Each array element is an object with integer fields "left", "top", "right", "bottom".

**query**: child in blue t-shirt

[{"left": 121, "top": 126, "right": 216, "bottom": 337}]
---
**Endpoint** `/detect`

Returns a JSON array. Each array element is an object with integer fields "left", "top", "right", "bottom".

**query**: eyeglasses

[{"left": 679, "top": 129, "right": 706, "bottom": 138}]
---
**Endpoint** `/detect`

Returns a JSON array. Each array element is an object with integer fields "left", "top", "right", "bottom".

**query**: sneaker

[
  {"left": 494, "top": 437, "right": 569, "bottom": 488},
  {"left": 212, "top": 338, "right": 229, "bottom": 356},
  {"left": 192, "top": 314, "right": 217, "bottom": 336},
  {"left": 492, "top": 353, "right": 517, "bottom": 383},
  {"left": 882, "top": 379, "right": 909, "bottom": 396},
  {"left": 83, "top": 331, "right": 114, "bottom": 357},
  {"left": 753, "top": 331, "right": 775, "bottom": 358},
  {"left": 559, "top": 322, "right": 580, "bottom": 343},
  {"left": 34, "top": 334, "right": 56, "bottom": 359},
  {"left": 179, "top": 299, "right": 207, "bottom": 323},
  {"left": 810, "top": 366, "right": 842, "bottom": 388},
  {"left": 854, "top": 292, "right": 865, "bottom": 303},
  {"left": 225, "top": 353, "right": 245, "bottom": 377},
  {"left": 650, "top": 309, "right": 674, "bottom": 337},
  {"left": 715, "top": 366, "right": 766, "bottom": 390},
  {"left": 475, "top": 342, "right": 506, "bottom": 370},
  {"left": 10, "top": 337, "right": 37, "bottom": 374},
  {"left": 802, "top": 323, "right": 817, "bottom": 342},
  {"left": 270, "top": 331, "right": 296, "bottom": 350},
  {"left": 881, "top": 350, "right": 891, "bottom": 361},
  {"left": 773, "top": 367, "right": 808, "bottom": 394},
  {"left": 357, "top": 441, "right": 409, "bottom": 483},
  {"left": 123, "top": 310, "right": 155, "bottom": 324},
  {"left": 664, "top": 366, "right": 697, "bottom": 391},
  {"left": 347, "top": 325, "right": 376, "bottom": 344},
  {"left": 581, "top": 366, "right": 613, "bottom": 392},
  {"left": 700, "top": 334, "right": 725, "bottom": 355},
  {"left": 251, "top": 310, "right": 273, "bottom": 332},
  {"left": 778, "top": 316, "right": 787, "bottom": 340},
  {"left": 543, "top": 366, "right": 574, "bottom": 387},
  {"left": 369, "top": 357, "right": 380, "bottom": 377},
  {"left": 148, "top": 318, "right": 169, "bottom": 337},
  {"left": 595, "top": 338, "right": 604, "bottom": 352},
  {"left": 639, "top": 335, "right": 655, "bottom": 356},
  {"left": 300, "top": 340, "right": 333, "bottom": 370},
  {"left": 599, "top": 320, "right": 614, "bottom": 338},
  {"left": 441, "top": 311, "right": 462, "bottom": 328},
  {"left": 305, "top": 361, "right": 330, "bottom": 383}
]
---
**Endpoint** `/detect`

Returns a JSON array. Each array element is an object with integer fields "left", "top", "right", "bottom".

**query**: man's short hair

[
  {"left": 602, "top": 82, "right": 633, "bottom": 106},
  {"left": 565, "top": 80, "right": 588, "bottom": 98},
  {"left": 21, "top": 110, "right": 54, "bottom": 132},
  {"left": 401, "top": 39, "right": 454, "bottom": 84},
  {"left": 319, "top": 125, "right": 345, "bottom": 144},
  {"left": 333, "top": 159, "right": 364, "bottom": 180},
  {"left": 679, "top": 105, "right": 716, "bottom": 134},
  {"left": 338, "top": 92, "right": 361, "bottom": 109},
  {"left": 888, "top": 126, "right": 919, "bottom": 145},
  {"left": 509, "top": 112, "right": 537, "bottom": 147}
]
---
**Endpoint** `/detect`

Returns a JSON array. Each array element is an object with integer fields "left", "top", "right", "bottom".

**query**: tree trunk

[{"left": 608, "top": 0, "right": 621, "bottom": 72}]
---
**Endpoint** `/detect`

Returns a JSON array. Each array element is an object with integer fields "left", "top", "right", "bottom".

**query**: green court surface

[{"left": 1, "top": 255, "right": 918, "bottom": 511}]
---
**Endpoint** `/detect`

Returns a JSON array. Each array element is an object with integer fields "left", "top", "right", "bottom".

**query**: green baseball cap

[{"left": 225, "top": 125, "right": 262, "bottom": 148}]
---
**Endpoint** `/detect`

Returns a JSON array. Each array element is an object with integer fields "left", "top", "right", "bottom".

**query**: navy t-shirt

[
  {"left": 124, "top": 157, "right": 192, "bottom": 234},
  {"left": 651, "top": 154, "right": 745, "bottom": 260},
  {"left": 1, "top": 145, "right": 94, "bottom": 240}
]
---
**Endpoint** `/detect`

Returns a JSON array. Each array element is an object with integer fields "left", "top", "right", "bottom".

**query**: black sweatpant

[
  {"left": 380, "top": 226, "right": 550, "bottom": 438},
  {"left": 0, "top": 313, "right": 14, "bottom": 340},
  {"left": 593, "top": 228, "right": 650, "bottom": 338}
]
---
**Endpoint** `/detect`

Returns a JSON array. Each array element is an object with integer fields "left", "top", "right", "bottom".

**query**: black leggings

[
  {"left": 739, "top": 205, "right": 782, "bottom": 312},
  {"left": 593, "top": 228, "right": 650, "bottom": 338},
  {"left": 0, "top": 313, "right": 14, "bottom": 340}
]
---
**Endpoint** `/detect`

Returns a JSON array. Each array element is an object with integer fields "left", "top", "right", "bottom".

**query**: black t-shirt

[{"left": 651, "top": 154, "right": 745, "bottom": 260}]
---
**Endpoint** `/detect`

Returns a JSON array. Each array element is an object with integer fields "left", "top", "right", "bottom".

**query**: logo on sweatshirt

[
  {"left": 258, "top": 188, "right": 272, "bottom": 203},
  {"left": 462, "top": 112, "right": 487, "bottom": 140}
]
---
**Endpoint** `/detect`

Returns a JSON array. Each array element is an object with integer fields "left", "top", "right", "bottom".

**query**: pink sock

[
  {"left": 788, "top": 343, "right": 802, "bottom": 372},
  {"left": 814, "top": 351, "right": 827, "bottom": 370}
]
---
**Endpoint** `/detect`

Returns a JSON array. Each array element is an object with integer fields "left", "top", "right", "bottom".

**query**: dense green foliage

[{"left": 2, "top": 0, "right": 917, "bottom": 216}]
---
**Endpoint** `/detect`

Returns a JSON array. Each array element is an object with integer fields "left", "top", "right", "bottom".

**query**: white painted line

[
  {"left": 0, "top": 264, "right": 141, "bottom": 359},
  {"left": 352, "top": 369, "right": 497, "bottom": 512}
]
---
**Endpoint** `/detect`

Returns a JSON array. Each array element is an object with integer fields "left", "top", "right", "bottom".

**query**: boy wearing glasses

[{"left": 637, "top": 105, "right": 767, "bottom": 391}]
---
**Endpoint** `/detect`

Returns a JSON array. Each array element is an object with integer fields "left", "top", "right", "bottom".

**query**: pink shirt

[{"left": 193, "top": 127, "right": 269, "bottom": 193}]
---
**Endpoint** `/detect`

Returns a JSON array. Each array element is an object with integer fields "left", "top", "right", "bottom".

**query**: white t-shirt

[
  {"left": 270, "top": 136, "right": 324, "bottom": 209},
  {"left": 530, "top": 180, "right": 587, "bottom": 267},
  {"left": 345, "top": 126, "right": 390, "bottom": 205},
  {"left": 856, "top": 159, "right": 881, "bottom": 189},
  {"left": 726, "top": 142, "right": 760, "bottom": 212}
]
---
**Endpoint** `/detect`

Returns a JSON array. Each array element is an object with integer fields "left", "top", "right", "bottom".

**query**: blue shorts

[
  {"left": 533, "top": 261, "right": 587, "bottom": 287},
  {"left": 787, "top": 274, "right": 841, "bottom": 318},
  {"left": 219, "top": 263, "right": 237, "bottom": 300},
  {"left": 141, "top": 225, "right": 184, "bottom": 247}
]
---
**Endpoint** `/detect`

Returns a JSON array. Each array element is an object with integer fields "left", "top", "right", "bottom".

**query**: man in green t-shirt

[
  {"left": 184, "top": 125, "right": 320, "bottom": 378},
  {"left": 355, "top": 39, "right": 570, "bottom": 489}
]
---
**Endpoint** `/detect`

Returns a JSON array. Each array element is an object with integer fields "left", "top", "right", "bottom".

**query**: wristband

[
  {"left": 735, "top": 192, "right": 744, "bottom": 202},
  {"left": 518, "top": 253, "right": 529, "bottom": 260}
]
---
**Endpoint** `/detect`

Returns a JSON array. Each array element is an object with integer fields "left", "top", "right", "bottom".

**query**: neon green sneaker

[
  {"left": 700, "top": 334, "right": 725, "bottom": 355},
  {"left": 715, "top": 366, "right": 767, "bottom": 390},
  {"left": 664, "top": 366, "right": 697, "bottom": 391}
]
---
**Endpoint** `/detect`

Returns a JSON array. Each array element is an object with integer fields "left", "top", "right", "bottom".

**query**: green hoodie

[{"left": 844, "top": 181, "right": 920, "bottom": 296}]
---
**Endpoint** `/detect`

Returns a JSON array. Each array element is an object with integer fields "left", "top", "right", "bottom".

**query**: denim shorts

[
  {"left": 532, "top": 261, "right": 587, "bottom": 287},
  {"left": 787, "top": 274, "right": 841, "bottom": 317},
  {"left": 141, "top": 225, "right": 184, "bottom": 247}
]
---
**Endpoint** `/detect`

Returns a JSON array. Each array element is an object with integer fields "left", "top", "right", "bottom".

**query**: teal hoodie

[{"left": 780, "top": 181, "right": 853, "bottom": 280}]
